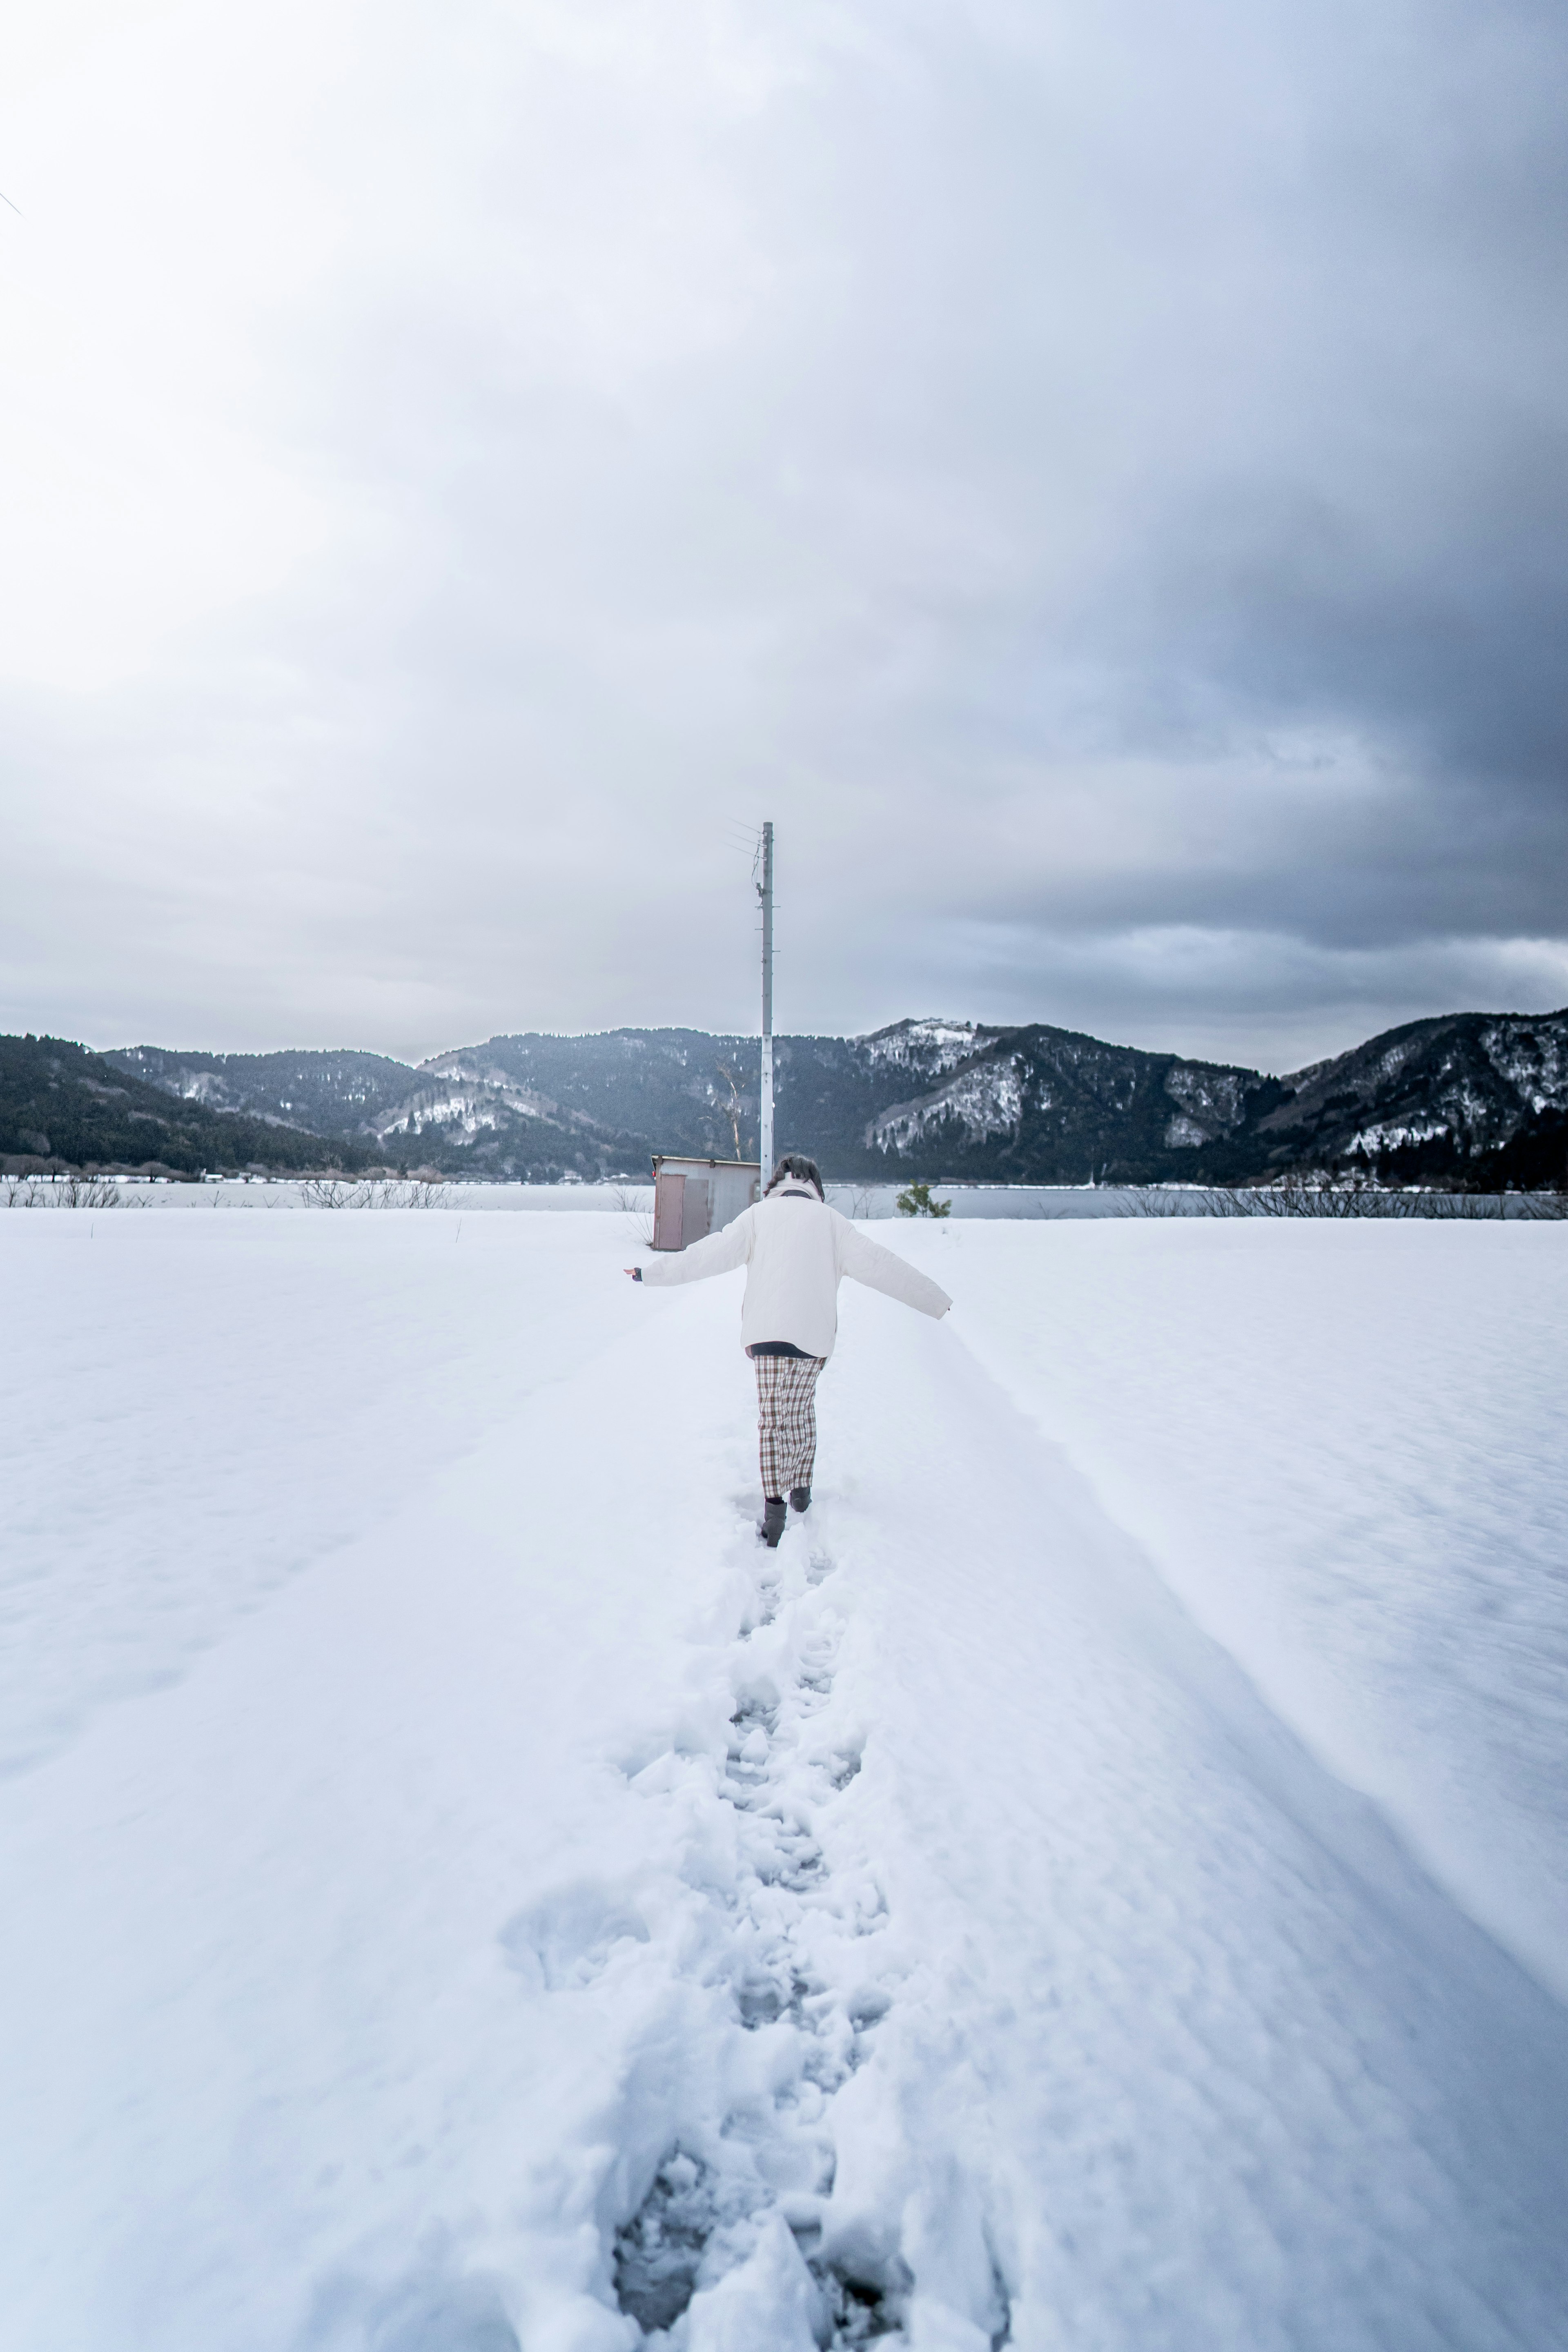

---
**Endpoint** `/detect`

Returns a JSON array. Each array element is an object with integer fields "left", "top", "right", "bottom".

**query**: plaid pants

[{"left": 755, "top": 1353, "right": 826, "bottom": 1498}]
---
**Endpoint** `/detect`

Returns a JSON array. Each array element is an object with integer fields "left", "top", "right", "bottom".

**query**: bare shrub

[
  {"left": 4, "top": 1174, "right": 137, "bottom": 1209},
  {"left": 298, "top": 1176, "right": 354, "bottom": 1208},
  {"left": 297, "top": 1176, "right": 448, "bottom": 1209},
  {"left": 833, "top": 1185, "right": 879, "bottom": 1220},
  {"left": 1221, "top": 1177, "right": 1506, "bottom": 1219},
  {"left": 1425, "top": 1190, "right": 1507, "bottom": 1220},
  {"left": 1124, "top": 1188, "right": 1236, "bottom": 1217},
  {"left": 69, "top": 1175, "right": 135, "bottom": 1208},
  {"left": 611, "top": 1183, "right": 655, "bottom": 1246},
  {"left": 394, "top": 1177, "right": 448, "bottom": 1209},
  {"left": 1245, "top": 1175, "right": 1382, "bottom": 1218},
  {"left": 1116, "top": 1177, "right": 1538, "bottom": 1219}
]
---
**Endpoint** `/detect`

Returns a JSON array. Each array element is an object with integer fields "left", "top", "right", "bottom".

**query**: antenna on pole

[{"left": 758, "top": 820, "right": 775, "bottom": 1180}]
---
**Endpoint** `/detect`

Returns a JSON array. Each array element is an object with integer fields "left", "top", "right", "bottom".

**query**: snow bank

[{"left": 911, "top": 1219, "right": 1568, "bottom": 2002}]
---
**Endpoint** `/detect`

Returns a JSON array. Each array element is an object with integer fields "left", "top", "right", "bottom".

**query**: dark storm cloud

[{"left": 1, "top": 0, "right": 1566, "bottom": 1066}]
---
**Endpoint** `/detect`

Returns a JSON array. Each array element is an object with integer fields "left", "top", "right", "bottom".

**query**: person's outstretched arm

[
  {"left": 629, "top": 1211, "right": 753, "bottom": 1287},
  {"left": 835, "top": 1216, "right": 953, "bottom": 1318}
]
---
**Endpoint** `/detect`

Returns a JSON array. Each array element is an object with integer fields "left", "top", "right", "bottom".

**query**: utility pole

[{"left": 758, "top": 820, "right": 774, "bottom": 1179}]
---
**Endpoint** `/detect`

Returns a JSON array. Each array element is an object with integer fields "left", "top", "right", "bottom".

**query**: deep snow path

[{"left": 2, "top": 1215, "right": 1566, "bottom": 2350}]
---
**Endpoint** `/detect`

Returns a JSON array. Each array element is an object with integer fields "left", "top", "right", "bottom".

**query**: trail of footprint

[
  {"left": 606, "top": 1517, "right": 1010, "bottom": 2349},
  {"left": 499, "top": 1506, "right": 1009, "bottom": 2348}
]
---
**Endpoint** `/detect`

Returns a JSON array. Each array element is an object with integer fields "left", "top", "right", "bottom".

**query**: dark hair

[{"left": 765, "top": 1153, "right": 824, "bottom": 1199}]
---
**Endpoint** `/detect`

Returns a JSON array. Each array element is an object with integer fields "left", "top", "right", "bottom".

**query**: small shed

[{"left": 651, "top": 1155, "right": 761, "bottom": 1250}]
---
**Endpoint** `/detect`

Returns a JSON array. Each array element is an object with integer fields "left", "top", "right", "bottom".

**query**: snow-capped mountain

[
  {"left": 1259, "top": 1012, "right": 1568, "bottom": 1181},
  {"left": 841, "top": 1009, "right": 1568, "bottom": 1184},
  {"left": 36, "top": 1004, "right": 1567, "bottom": 1187}
]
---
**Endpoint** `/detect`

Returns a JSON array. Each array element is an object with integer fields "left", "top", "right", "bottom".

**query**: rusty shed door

[
  {"left": 653, "top": 1171, "right": 685, "bottom": 1250},
  {"left": 681, "top": 1177, "right": 712, "bottom": 1247}
]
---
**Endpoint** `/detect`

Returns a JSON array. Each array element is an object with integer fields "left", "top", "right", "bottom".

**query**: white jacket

[{"left": 638, "top": 1180, "right": 952, "bottom": 1359}]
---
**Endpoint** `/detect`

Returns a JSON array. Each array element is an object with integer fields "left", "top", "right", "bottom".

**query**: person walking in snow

[{"left": 625, "top": 1153, "right": 952, "bottom": 1546}]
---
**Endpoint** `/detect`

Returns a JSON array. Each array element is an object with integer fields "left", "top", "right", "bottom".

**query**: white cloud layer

[{"left": 2, "top": 0, "right": 1565, "bottom": 1069}]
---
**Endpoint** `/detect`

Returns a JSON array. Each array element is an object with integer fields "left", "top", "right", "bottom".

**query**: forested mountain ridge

[
  {"left": 1255, "top": 1011, "right": 1568, "bottom": 1183},
  {"left": 0, "top": 1036, "right": 376, "bottom": 1176},
  {"left": 109, "top": 1045, "right": 417, "bottom": 1132},
  {"left": 5, "top": 1007, "right": 1564, "bottom": 1184}
]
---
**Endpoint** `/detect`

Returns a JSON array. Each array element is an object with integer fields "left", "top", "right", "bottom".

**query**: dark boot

[
  {"left": 788, "top": 1486, "right": 812, "bottom": 1514},
  {"left": 759, "top": 1497, "right": 787, "bottom": 1547}
]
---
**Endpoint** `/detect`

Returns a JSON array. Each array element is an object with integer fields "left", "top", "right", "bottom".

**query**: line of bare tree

[{"left": 1125, "top": 1176, "right": 1568, "bottom": 1219}]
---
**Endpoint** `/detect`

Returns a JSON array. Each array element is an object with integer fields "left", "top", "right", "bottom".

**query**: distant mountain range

[{"left": 3, "top": 1009, "right": 1566, "bottom": 1188}]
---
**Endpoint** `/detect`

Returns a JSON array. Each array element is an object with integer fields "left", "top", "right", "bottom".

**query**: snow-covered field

[{"left": 2, "top": 1213, "right": 1565, "bottom": 2351}]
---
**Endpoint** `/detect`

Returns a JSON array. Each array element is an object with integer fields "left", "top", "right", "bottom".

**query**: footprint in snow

[
  {"left": 614, "top": 2149, "right": 915, "bottom": 2346},
  {"left": 497, "top": 1882, "right": 650, "bottom": 1992},
  {"left": 505, "top": 1542, "right": 1007, "bottom": 2345}
]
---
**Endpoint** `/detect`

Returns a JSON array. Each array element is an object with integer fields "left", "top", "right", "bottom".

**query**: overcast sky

[{"left": 2, "top": 0, "right": 1565, "bottom": 1073}]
